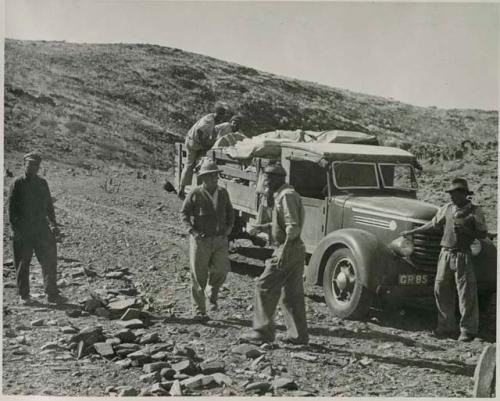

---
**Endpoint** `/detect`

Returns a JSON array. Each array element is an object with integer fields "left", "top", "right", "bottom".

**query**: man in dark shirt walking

[{"left": 8, "top": 152, "right": 66, "bottom": 305}]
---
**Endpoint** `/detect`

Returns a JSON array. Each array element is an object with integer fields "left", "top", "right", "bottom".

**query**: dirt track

[{"left": 2, "top": 155, "right": 496, "bottom": 397}]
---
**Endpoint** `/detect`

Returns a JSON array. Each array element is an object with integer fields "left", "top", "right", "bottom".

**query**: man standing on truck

[
  {"left": 180, "top": 158, "right": 234, "bottom": 321},
  {"left": 241, "top": 164, "right": 309, "bottom": 345},
  {"left": 213, "top": 115, "right": 246, "bottom": 148},
  {"left": 8, "top": 151, "right": 67, "bottom": 305},
  {"left": 178, "top": 103, "right": 227, "bottom": 199},
  {"left": 402, "top": 178, "right": 487, "bottom": 342}
]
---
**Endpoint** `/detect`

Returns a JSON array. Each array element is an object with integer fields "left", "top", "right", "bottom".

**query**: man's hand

[
  {"left": 189, "top": 228, "right": 206, "bottom": 240},
  {"left": 400, "top": 230, "right": 412, "bottom": 238},
  {"left": 51, "top": 226, "right": 62, "bottom": 241}
]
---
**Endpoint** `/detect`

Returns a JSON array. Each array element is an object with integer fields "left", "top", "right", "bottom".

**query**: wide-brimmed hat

[
  {"left": 23, "top": 151, "right": 42, "bottom": 164},
  {"left": 445, "top": 178, "right": 473, "bottom": 195},
  {"left": 197, "top": 158, "right": 222, "bottom": 177}
]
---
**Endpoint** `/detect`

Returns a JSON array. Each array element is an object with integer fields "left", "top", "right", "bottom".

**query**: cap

[
  {"left": 197, "top": 158, "right": 222, "bottom": 177},
  {"left": 230, "top": 114, "right": 242, "bottom": 124},
  {"left": 23, "top": 151, "right": 42, "bottom": 164},
  {"left": 445, "top": 178, "right": 473, "bottom": 195},
  {"left": 263, "top": 164, "right": 286, "bottom": 177}
]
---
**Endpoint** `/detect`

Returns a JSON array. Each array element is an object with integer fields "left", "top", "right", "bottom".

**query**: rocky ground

[{"left": 2, "top": 152, "right": 496, "bottom": 397}]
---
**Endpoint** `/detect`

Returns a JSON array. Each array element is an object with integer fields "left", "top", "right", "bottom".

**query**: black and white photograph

[{"left": 2, "top": 0, "right": 498, "bottom": 397}]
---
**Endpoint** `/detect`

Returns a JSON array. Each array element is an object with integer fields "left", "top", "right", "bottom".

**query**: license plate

[{"left": 398, "top": 274, "right": 432, "bottom": 285}]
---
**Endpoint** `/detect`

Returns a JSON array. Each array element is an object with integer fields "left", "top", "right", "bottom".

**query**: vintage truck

[{"left": 174, "top": 133, "right": 497, "bottom": 320}]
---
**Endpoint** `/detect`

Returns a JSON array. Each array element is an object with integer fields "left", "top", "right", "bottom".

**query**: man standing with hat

[
  {"left": 8, "top": 151, "right": 66, "bottom": 305},
  {"left": 402, "top": 178, "right": 488, "bottom": 341},
  {"left": 241, "top": 164, "right": 309, "bottom": 345},
  {"left": 180, "top": 157, "right": 234, "bottom": 321},
  {"left": 178, "top": 103, "right": 227, "bottom": 199}
]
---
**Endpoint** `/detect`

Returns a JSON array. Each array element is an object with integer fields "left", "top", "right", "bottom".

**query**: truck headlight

[
  {"left": 470, "top": 239, "right": 482, "bottom": 256},
  {"left": 390, "top": 236, "right": 414, "bottom": 257}
]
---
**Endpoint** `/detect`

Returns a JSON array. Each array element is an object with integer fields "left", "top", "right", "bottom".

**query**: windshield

[
  {"left": 379, "top": 163, "right": 417, "bottom": 190},
  {"left": 333, "top": 162, "right": 379, "bottom": 189}
]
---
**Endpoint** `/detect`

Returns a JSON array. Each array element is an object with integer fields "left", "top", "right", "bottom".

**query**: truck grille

[{"left": 410, "top": 231, "right": 442, "bottom": 272}]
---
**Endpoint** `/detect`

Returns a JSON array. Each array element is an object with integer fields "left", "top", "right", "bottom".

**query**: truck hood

[{"left": 344, "top": 196, "right": 439, "bottom": 223}]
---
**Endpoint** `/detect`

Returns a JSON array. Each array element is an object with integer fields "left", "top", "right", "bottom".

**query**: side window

[{"left": 289, "top": 160, "right": 327, "bottom": 199}]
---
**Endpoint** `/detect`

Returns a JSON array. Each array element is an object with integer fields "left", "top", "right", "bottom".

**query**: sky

[{"left": 4, "top": 0, "right": 499, "bottom": 110}]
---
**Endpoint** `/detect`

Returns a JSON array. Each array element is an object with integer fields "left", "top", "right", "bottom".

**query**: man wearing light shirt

[{"left": 241, "top": 164, "right": 309, "bottom": 345}]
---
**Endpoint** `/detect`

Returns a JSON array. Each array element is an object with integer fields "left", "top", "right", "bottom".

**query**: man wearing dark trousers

[
  {"left": 241, "top": 164, "right": 309, "bottom": 345},
  {"left": 8, "top": 152, "right": 66, "bottom": 305},
  {"left": 402, "top": 178, "right": 487, "bottom": 342}
]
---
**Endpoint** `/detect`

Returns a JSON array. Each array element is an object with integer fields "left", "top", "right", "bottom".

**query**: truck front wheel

[{"left": 323, "top": 248, "right": 373, "bottom": 320}]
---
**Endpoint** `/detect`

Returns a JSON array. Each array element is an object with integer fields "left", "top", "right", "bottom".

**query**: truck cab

[{"left": 175, "top": 140, "right": 497, "bottom": 320}]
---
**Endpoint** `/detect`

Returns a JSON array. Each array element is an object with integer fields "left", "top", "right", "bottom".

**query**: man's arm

[
  {"left": 180, "top": 193, "right": 204, "bottom": 239},
  {"left": 44, "top": 180, "right": 57, "bottom": 228},
  {"left": 8, "top": 179, "right": 20, "bottom": 229},
  {"left": 224, "top": 190, "right": 235, "bottom": 236},
  {"left": 277, "top": 192, "right": 302, "bottom": 267},
  {"left": 402, "top": 205, "right": 447, "bottom": 237}
]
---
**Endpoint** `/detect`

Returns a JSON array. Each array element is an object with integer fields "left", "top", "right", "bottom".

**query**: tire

[{"left": 322, "top": 248, "right": 373, "bottom": 320}]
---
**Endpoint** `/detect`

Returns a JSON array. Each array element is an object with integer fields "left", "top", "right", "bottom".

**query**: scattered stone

[
  {"left": 174, "top": 345, "right": 197, "bottom": 358},
  {"left": 120, "top": 308, "right": 142, "bottom": 321},
  {"left": 66, "top": 309, "right": 82, "bottom": 318},
  {"left": 261, "top": 365, "right": 277, "bottom": 377},
  {"left": 41, "top": 342, "right": 61, "bottom": 351},
  {"left": 292, "top": 390, "right": 315, "bottom": 396},
  {"left": 31, "top": 319, "right": 45, "bottom": 327},
  {"left": 172, "top": 359, "right": 198, "bottom": 375},
  {"left": 152, "top": 351, "right": 169, "bottom": 361},
  {"left": 106, "top": 337, "right": 121, "bottom": 346},
  {"left": 106, "top": 271, "right": 125, "bottom": 279},
  {"left": 83, "top": 298, "right": 103, "bottom": 313},
  {"left": 245, "top": 381, "right": 271, "bottom": 393},
  {"left": 359, "top": 357, "right": 373, "bottom": 367},
  {"left": 108, "top": 298, "right": 138, "bottom": 314},
  {"left": 95, "top": 307, "right": 111, "bottom": 318},
  {"left": 105, "top": 386, "right": 116, "bottom": 393},
  {"left": 70, "top": 326, "right": 105, "bottom": 346},
  {"left": 115, "top": 359, "right": 132, "bottom": 369},
  {"left": 212, "top": 373, "right": 233, "bottom": 386},
  {"left": 139, "top": 332, "right": 160, "bottom": 344},
  {"left": 251, "top": 355, "right": 266, "bottom": 370},
  {"left": 138, "top": 388, "right": 151, "bottom": 397},
  {"left": 273, "top": 377, "right": 298, "bottom": 390},
  {"left": 57, "top": 279, "right": 69, "bottom": 288},
  {"left": 4, "top": 259, "right": 14, "bottom": 267},
  {"left": 61, "top": 326, "right": 78, "bottom": 334},
  {"left": 77, "top": 341, "right": 87, "bottom": 359},
  {"left": 127, "top": 349, "right": 151, "bottom": 363},
  {"left": 161, "top": 368, "right": 176, "bottom": 380},
  {"left": 181, "top": 374, "right": 215, "bottom": 389},
  {"left": 169, "top": 380, "right": 182, "bottom": 396},
  {"left": 143, "top": 362, "right": 170, "bottom": 373},
  {"left": 140, "top": 372, "right": 161, "bottom": 383},
  {"left": 117, "top": 386, "right": 139, "bottom": 396},
  {"left": 291, "top": 352, "right": 318, "bottom": 362},
  {"left": 118, "top": 319, "right": 144, "bottom": 329},
  {"left": 149, "top": 343, "right": 173, "bottom": 354},
  {"left": 232, "top": 344, "right": 264, "bottom": 359},
  {"left": 115, "top": 343, "right": 140, "bottom": 351},
  {"left": 47, "top": 320, "right": 58, "bottom": 326},
  {"left": 174, "top": 373, "right": 190, "bottom": 380},
  {"left": 150, "top": 383, "right": 167, "bottom": 395},
  {"left": 93, "top": 342, "right": 115, "bottom": 358},
  {"left": 199, "top": 360, "right": 225, "bottom": 374},
  {"left": 114, "top": 329, "right": 136, "bottom": 342},
  {"left": 119, "top": 288, "right": 138, "bottom": 296}
]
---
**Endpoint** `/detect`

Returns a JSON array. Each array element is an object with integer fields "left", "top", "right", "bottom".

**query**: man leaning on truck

[
  {"left": 402, "top": 178, "right": 487, "bottom": 342},
  {"left": 180, "top": 158, "right": 234, "bottom": 322},
  {"left": 241, "top": 164, "right": 309, "bottom": 345},
  {"left": 178, "top": 103, "right": 226, "bottom": 199}
]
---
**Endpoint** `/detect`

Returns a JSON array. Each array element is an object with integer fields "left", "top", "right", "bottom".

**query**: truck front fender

[{"left": 305, "top": 228, "right": 397, "bottom": 289}]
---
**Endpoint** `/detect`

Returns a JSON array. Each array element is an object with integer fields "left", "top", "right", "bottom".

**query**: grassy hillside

[{"left": 4, "top": 38, "right": 497, "bottom": 170}]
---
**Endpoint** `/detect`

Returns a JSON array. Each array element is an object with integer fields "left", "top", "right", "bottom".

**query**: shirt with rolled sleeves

[
  {"left": 181, "top": 185, "right": 235, "bottom": 238},
  {"left": 272, "top": 183, "right": 305, "bottom": 245},
  {"left": 185, "top": 113, "right": 217, "bottom": 151},
  {"left": 428, "top": 202, "right": 487, "bottom": 249},
  {"left": 8, "top": 174, "right": 56, "bottom": 233}
]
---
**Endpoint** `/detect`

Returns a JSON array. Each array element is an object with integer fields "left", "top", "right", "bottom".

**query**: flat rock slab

[
  {"left": 169, "top": 380, "right": 183, "bottom": 396},
  {"left": 150, "top": 383, "right": 167, "bottom": 395},
  {"left": 41, "top": 342, "right": 61, "bottom": 351},
  {"left": 120, "top": 308, "right": 142, "bottom": 321},
  {"left": 106, "top": 337, "right": 121, "bottom": 346},
  {"left": 95, "top": 307, "right": 111, "bottom": 318},
  {"left": 152, "top": 351, "right": 169, "bottom": 361},
  {"left": 172, "top": 359, "right": 198, "bottom": 375},
  {"left": 143, "top": 362, "right": 171, "bottom": 373},
  {"left": 108, "top": 298, "right": 138, "bottom": 313},
  {"left": 61, "top": 326, "right": 79, "bottom": 334},
  {"left": 200, "top": 361, "right": 225, "bottom": 374},
  {"left": 139, "top": 332, "right": 159, "bottom": 344},
  {"left": 245, "top": 381, "right": 272, "bottom": 393},
  {"left": 115, "top": 343, "right": 141, "bottom": 351},
  {"left": 232, "top": 344, "right": 264, "bottom": 359},
  {"left": 118, "top": 319, "right": 144, "bottom": 329},
  {"left": 161, "top": 368, "right": 177, "bottom": 380},
  {"left": 212, "top": 373, "right": 233, "bottom": 386},
  {"left": 93, "top": 342, "right": 115, "bottom": 358},
  {"left": 290, "top": 352, "right": 318, "bottom": 362},
  {"left": 106, "top": 272, "right": 125, "bottom": 279},
  {"left": 70, "top": 326, "right": 105, "bottom": 346},
  {"left": 31, "top": 319, "right": 45, "bottom": 327},
  {"left": 181, "top": 374, "right": 215, "bottom": 390},
  {"left": 114, "top": 329, "right": 136, "bottom": 342},
  {"left": 115, "top": 359, "right": 132, "bottom": 369},
  {"left": 116, "top": 386, "right": 139, "bottom": 396},
  {"left": 140, "top": 372, "right": 161, "bottom": 383},
  {"left": 273, "top": 377, "right": 298, "bottom": 390},
  {"left": 127, "top": 349, "right": 151, "bottom": 361}
]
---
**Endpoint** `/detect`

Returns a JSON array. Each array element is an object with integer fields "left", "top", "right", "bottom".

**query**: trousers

[
  {"left": 189, "top": 235, "right": 230, "bottom": 313},
  {"left": 434, "top": 248, "right": 478, "bottom": 336},
  {"left": 253, "top": 240, "right": 308, "bottom": 341},
  {"left": 12, "top": 226, "right": 58, "bottom": 298},
  {"left": 179, "top": 141, "right": 207, "bottom": 188}
]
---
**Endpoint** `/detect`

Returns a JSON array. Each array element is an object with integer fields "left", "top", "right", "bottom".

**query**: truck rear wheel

[{"left": 323, "top": 248, "right": 373, "bottom": 320}]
